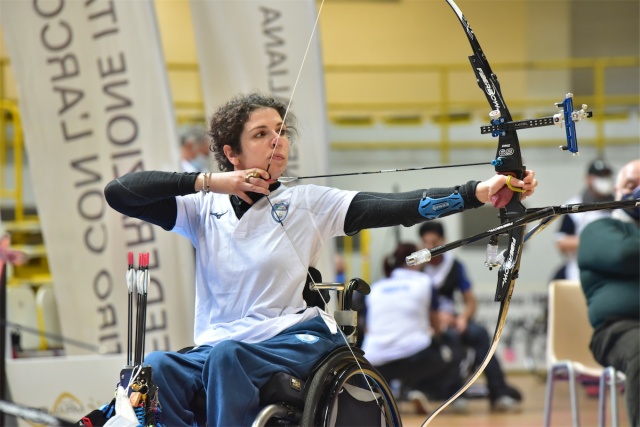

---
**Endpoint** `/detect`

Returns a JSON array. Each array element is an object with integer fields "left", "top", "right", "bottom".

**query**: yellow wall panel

[
  {"left": 154, "top": 0, "right": 198, "bottom": 64},
  {"left": 320, "top": 1, "right": 528, "bottom": 64}
]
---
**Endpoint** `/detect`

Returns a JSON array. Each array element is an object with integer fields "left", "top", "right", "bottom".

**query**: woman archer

[{"left": 104, "top": 92, "right": 537, "bottom": 426}]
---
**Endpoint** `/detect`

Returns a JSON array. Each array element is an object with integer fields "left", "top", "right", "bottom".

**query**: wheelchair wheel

[{"left": 300, "top": 350, "right": 401, "bottom": 427}]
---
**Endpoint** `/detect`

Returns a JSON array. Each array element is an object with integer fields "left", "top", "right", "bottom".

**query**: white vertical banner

[
  {"left": 1, "top": 0, "right": 195, "bottom": 357},
  {"left": 190, "top": 0, "right": 335, "bottom": 275}
]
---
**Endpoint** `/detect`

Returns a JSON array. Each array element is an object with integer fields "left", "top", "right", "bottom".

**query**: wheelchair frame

[
  {"left": 250, "top": 277, "right": 402, "bottom": 427},
  {"left": 112, "top": 266, "right": 401, "bottom": 427}
]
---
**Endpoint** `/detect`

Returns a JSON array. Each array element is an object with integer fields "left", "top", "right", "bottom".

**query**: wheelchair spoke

[{"left": 300, "top": 350, "right": 401, "bottom": 427}]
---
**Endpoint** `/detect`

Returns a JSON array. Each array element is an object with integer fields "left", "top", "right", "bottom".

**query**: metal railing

[
  {"left": 323, "top": 56, "right": 639, "bottom": 161},
  {"left": 0, "top": 56, "right": 638, "bottom": 272},
  {"left": 0, "top": 99, "right": 24, "bottom": 222}
]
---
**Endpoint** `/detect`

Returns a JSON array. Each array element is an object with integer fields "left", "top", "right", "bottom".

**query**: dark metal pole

[{"left": 392, "top": 184, "right": 400, "bottom": 245}]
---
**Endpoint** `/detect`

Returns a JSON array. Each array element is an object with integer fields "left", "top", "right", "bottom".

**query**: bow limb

[
  {"left": 423, "top": 257, "right": 521, "bottom": 426},
  {"left": 421, "top": 2, "right": 528, "bottom": 424},
  {"left": 422, "top": 294, "right": 513, "bottom": 426}
]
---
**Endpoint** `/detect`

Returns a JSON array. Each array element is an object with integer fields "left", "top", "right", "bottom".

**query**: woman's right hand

[{"left": 201, "top": 169, "right": 271, "bottom": 204}]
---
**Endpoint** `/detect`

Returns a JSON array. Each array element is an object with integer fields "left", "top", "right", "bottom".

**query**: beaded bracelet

[{"left": 201, "top": 172, "right": 211, "bottom": 195}]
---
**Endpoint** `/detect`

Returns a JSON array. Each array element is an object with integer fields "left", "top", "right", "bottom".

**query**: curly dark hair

[{"left": 207, "top": 93, "right": 298, "bottom": 172}]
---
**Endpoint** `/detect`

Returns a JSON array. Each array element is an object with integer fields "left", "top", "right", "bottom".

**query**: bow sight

[{"left": 481, "top": 93, "right": 592, "bottom": 157}]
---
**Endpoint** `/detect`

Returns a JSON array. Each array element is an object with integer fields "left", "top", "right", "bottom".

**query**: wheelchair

[{"left": 188, "top": 269, "right": 402, "bottom": 427}]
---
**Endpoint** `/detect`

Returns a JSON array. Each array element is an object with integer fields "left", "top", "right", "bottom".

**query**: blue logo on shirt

[
  {"left": 295, "top": 334, "right": 319, "bottom": 344},
  {"left": 271, "top": 202, "right": 289, "bottom": 222}
]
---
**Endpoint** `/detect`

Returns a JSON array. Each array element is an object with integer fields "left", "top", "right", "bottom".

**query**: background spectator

[
  {"left": 179, "top": 125, "right": 211, "bottom": 173},
  {"left": 419, "top": 221, "right": 522, "bottom": 412},
  {"left": 578, "top": 159, "right": 639, "bottom": 427},
  {"left": 554, "top": 159, "right": 614, "bottom": 281},
  {"left": 362, "top": 242, "right": 466, "bottom": 414}
]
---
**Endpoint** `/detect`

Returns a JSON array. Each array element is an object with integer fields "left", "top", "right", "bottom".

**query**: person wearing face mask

[
  {"left": 419, "top": 221, "right": 522, "bottom": 412},
  {"left": 578, "top": 159, "right": 640, "bottom": 427},
  {"left": 553, "top": 159, "right": 615, "bottom": 281},
  {"left": 179, "top": 125, "right": 212, "bottom": 173}
]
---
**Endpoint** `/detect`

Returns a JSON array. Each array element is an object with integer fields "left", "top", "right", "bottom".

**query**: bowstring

[
  {"left": 264, "top": 195, "right": 383, "bottom": 408},
  {"left": 267, "top": 0, "right": 326, "bottom": 173},
  {"left": 263, "top": 0, "right": 383, "bottom": 408}
]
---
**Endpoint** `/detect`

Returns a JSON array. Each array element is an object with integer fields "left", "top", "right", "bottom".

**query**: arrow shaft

[{"left": 278, "top": 161, "right": 490, "bottom": 183}]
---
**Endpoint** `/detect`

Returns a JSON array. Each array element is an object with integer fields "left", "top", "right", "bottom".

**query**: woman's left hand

[{"left": 476, "top": 169, "right": 538, "bottom": 207}]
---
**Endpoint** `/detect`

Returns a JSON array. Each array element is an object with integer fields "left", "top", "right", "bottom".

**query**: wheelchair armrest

[
  {"left": 310, "top": 277, "right": 369, "bottom": 312},
  {"left": 344, "top": 278, "right": 370, "bottom": 311}
]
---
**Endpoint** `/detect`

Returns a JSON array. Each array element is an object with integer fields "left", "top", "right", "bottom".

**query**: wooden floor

[{"left": 400, "top": 373, "right": 630, "bottom": 427}]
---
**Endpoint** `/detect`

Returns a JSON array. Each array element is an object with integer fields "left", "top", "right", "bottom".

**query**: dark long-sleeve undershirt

[
  {"left": 343, "top": 181, "right": 482, "bottom": 234},
  {"left": 104, "top": 171, "right": 199, "bottom": 230},
  {"left": 104, "top": 171, "right": 483, "bottom": 233}
]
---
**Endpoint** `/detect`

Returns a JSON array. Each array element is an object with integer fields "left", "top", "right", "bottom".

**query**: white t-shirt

[
  {"left": 173, "top": 184, "right": 357, "bottom": 347},
  {"left": 556, "top": 194, "right": 612, "bottom": 281},
  {"left": 362, "top": 268, "right": 435, "bottom": 366}
]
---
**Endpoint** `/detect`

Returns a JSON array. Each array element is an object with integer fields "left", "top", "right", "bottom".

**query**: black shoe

[
  {"left": 504, "top": 384, "right": 522, "bottom": 401},
  {"left": 491, "top": 395, "right": 521, "bottom": 413},
  {"left": 407, "top": 390, "right": 430, "bottom": 415},
  {"left": 489, "top": 383, "right": 522, "bottom": 412}
]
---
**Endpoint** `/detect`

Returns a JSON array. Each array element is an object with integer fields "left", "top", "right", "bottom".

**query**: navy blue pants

[
  {"left": 375, "top": 339, "right": 466, "bottom": 400},
  {"left": 144, "top": 316, "right": 344, "bottom": 426}
]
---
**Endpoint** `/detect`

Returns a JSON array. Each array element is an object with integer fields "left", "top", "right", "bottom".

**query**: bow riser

[
  {"left": 495, "top": 227, "right": 525, "bottom": 301},
  {"left": 449, "top": 0, "right": 527, "bottom": 300},
  {"left": 471, "top": 49, "right": 527, "bottom": 302}
]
